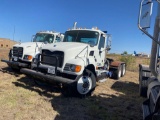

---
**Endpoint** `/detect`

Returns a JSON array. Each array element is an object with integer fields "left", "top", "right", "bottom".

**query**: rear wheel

[
  {"left": 121, "top": 64, "right": 126, "bottom": 77},
  {"left": 113, "top": 65, "right": 121, "bottom": 80}
]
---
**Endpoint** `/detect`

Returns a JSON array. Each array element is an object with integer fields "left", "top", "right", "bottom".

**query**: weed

[
  {"left": 142, "top": 58, "right": 150, "bottom": 65},
  {"left": 119, "top": 55, "right": 136, "bottom": 71}
]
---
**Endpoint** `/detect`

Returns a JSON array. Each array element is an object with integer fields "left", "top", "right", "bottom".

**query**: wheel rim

[
  {"left": 122, "top": 64, "right": 126, "bottom": 76},
  {"left": 104, "top": 61, "right": 109, "bottom": 70},
  {"left": 77, "top": 76, "right": 92, "bottom": 95},
  {"left": 104, "top": 64, "right": 109, "bottom": 70}
]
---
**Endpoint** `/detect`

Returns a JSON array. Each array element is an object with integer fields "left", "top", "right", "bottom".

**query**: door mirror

[
  {"left": 106, "top": 34, "right": 112, "bottom": 51},
  {"left": 139, "top": 1, "right": 153, "bottom": 29}
]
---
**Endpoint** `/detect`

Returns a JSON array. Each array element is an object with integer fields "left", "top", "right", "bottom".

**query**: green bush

[{"left": 119, "top": 55, "right": 136, "bottom": 71}]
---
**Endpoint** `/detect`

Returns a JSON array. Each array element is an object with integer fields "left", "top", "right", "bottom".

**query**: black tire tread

[
  {"left": 61, "top": 69, "right": 96, "bottom": 98},
  {"left": 139, "top": 68, "right": 150, "bottom": 97},
  {"left": 121, "top": 64, "right": 126, "bottom": 77}
]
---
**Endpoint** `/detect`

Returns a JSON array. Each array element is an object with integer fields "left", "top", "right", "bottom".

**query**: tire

[
  {"left": 76, "top": 69, "right": 96, "bottom": 97},
  {"left": 121, "top": 64, "right": 126, "bottom": 77},
  {"left": 104, "top": 60, "right": 109, "bottom": 70},
  {"left": 139, "top": 68, "right": 148, "bottom": 97},
  {"left": 113, "top": 65, "right": 121, "bottom": 80},
  {"left": 152, "top": 99, "right": 160, "bottom": 120}
]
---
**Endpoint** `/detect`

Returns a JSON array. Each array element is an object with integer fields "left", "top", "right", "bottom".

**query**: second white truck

[{"left": 1, "top": 31, "right": 64, "bottom": 70}]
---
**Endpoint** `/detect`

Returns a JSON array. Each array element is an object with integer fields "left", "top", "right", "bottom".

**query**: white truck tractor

[
  {"left": 1, "top": 31, "right": 64, "bottom": 70},
  {"left": 138, "top": 0, "right": 160, "bottom": 119},
  {"left": 21, "top": 23, "right": 126, "bottom": 97}
]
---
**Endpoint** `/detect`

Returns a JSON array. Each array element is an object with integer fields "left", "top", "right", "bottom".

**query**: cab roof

[
  {"left": 37, "top": 31, "right": 60, "bottom": 34},
  {"left": 67, "top": 28, "right": 107, "bottom": 34}
]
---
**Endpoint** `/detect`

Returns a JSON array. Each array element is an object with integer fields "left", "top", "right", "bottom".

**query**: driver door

[{"left": 96, "top": 34, "right": 106, "bottom": 67}]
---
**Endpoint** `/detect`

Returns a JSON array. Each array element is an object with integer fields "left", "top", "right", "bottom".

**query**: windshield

[
  {"left": 63, "top": 30, "right": 99, "bottom": 46},
  {"left": 33, "top": 33, "right": 54, "bottom": 43}
]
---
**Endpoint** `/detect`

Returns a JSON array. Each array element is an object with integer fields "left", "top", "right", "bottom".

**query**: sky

[{"left": 0, "top": 0, "right": 158, "bottom": 54}]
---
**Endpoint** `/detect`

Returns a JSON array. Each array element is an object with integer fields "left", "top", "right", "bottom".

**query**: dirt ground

[{"left": 0, "top": 60, "right": 145, "bottom": 120}]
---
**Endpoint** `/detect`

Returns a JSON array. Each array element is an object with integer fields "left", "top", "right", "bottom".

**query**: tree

[{"left": 123, "top": 51, "right": 128, "bottom": 55}]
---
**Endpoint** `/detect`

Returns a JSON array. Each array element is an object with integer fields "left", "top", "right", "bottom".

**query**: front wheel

[{"left": 76, "top": 69, "right": 96, "bottom": 97}]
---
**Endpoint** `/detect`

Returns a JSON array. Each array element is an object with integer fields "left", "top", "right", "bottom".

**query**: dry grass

[
  {"left": 0, "top": 48, "right": 10, "bottom": 60},
  {"left": 0, "top": 66, "right": 145, "bottom": 120},
  {"left": 0, "top": 52, "right": 147, "bottom": 120}
]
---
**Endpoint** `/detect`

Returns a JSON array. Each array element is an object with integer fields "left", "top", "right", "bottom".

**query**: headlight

[
  {"left": 23, "top": 55, "right": 33, "bottom": 60},
  {"left": 64, "top": 64, "right": 81, "bottom": 72}
]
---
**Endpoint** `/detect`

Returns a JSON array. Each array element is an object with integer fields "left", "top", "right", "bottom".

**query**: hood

[
  {"left": 13, "top": 42, "right": 43, "bottom": 48},
  {"left": 42, "top": 42, "right": 90, "bottom": 59},
  {"left": 43, "top": 42, "right": 89, "bottom": 54}
]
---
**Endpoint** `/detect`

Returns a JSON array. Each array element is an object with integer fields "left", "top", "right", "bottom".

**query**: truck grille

[
  {"left": 41, "top": 50, "right": 64, "bottom": 68},
  {"left": 13, "top": 47, "right": 23, "bottom": 58}
]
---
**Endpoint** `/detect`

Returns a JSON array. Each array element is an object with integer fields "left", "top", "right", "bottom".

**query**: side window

[
  {"left": 66, "top": 36, "right": 74, "bottom": 42},
  {"left": 55, "top": 36, "right": 61, "bottom": 42},
  {"left": 98, "top": 35, "right": 105, "bottom": 50},
  {"left": 106, "top": 35, "right": 112, "bottom": 50}
]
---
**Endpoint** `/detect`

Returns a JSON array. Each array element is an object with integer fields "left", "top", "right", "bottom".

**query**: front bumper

[
  {"left": 21, "top": 68, "right": 77, "bottom": 84},
  {"left": 1, "top": 59, "right": 29, "bottom": 68}
]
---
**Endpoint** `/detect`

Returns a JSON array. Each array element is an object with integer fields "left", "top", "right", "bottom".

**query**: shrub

[
  {"left": 119, "top": 55, "right": 136, "bottom": 71},
  {"left": 142, "top": 58, "right": 150, "bottom": 65}
]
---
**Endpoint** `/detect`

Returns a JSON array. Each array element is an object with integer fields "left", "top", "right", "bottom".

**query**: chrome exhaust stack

[{"left": 73, "top": 22, "right": 77, "bottom": 29}]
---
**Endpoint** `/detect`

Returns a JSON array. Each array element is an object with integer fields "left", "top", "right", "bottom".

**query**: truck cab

[
  {"left": 1, "top": 31, "right": 64, "bottom": 70},
  {"left": 21, "top": 25, "right": 125, "bottom": 97}
]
